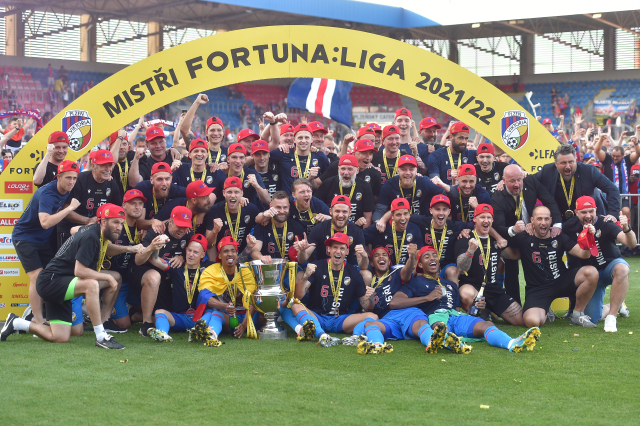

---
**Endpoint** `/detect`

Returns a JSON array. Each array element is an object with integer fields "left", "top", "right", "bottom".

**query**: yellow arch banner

[{"left": 0, "top": 25, "right": 558, "bottom": 315}]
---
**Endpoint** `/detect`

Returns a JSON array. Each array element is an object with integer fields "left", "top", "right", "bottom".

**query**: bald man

[{"left": 491, "top": 165, "right": 562, "bottom": 304}]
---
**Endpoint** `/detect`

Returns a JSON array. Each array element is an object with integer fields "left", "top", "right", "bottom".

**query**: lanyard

[
  {"left": 184, "top": 265, "right": 200, "bottom": 305},
  {"left": 459, "top": 187, "right": 470, "bottom": 222},
  {"left": 400, "top": 180, "right": 416, "bottom": 213},
  {"left": 339, "top": 181, "right": 356, "bottom": 199},
  {"left": 152, "top": 188, "right": 164, "bottom": 215},
  {"left": 117, "top": 160, "right": 129, "bottom": 190},
  {"left": 294, "top": 151, "right": 311, "bottom": 178},
  {"left": 207, "top": 149, "right": 222, "bottom": 165},
  {"left": 225, "top": 204, "right": 241, "bottom": 241},
  {"left": 559, "top": 175, "right": 575, "bottom": 209},
  {"left": 430, "top": 220, "right": 447, "bottom": 259},
  {"left": 331, "top": 223, "right": 347, "bottom": 236},
  {"left": 327, "top": 260, "right": 345, "bottom": 315},
  {"left": 371, "top": 272, "right": 389, "bottom": 289},
  {"left": 227, "top": 168, "right": 245, "bottom": 182},
  {"left": 123, "top": 221, "right": 139, "bottom": 244},
  {"left": 296, "top": 201, "right": 316, "bottom": 225},
  {"left": 189, "top": 166, "right": 203, "bottom": 184},
  {"left": 97, "top": 231, "right": 109, "bottom": 273},
  {"left": 423, "top": 274, "right": 444, "bottom": 288},
  {"left": 473, "top": 230, "right": 491, "bottom": 274},
  {"left": 272, "top": 220, "right": 288, "bottom": 258},
  {"left": 446, "top": 148, "right": 462, "bottom": 174},
  {"left": 391, "top": 220, "right": 407, "bottom": 264},
  {"left": 514, "top": 195, "right": 523, "bottom": 220},
  {"left": 222, "top": 266, "right": 239, "bottom": 305},
  {"left": 383, "top": 155, "right": 399, "bottom": 180}
]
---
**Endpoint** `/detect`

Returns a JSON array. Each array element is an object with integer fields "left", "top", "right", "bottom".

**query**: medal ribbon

[
  {"left": 225, "top": 204, "right": 242, "bottom": 241},
  {"left": 97, "top": 231, "right": 110, "bottom": 273},
  {"left": 383, "top": 155, "right": 399, "bottom": 180},
  {"left": 294, "top": 151, "right": 311, "bottom": 178},
  {"left": 123, "top": 222, "right": 140, "bottom": 244},
  {"left": 473, "top": 230, "right": 491, "bottom": 274},
  {"left": 459, "top": 187, "right": 469, "bottom": 222},
  {"left": 331, "top": 223, "right": 347, "bottom": 236},
  {"left": 117, "top": 160, "right": 129, "bottom": 190},
  {"left": 339, "top": 181, "right": 356, "bottom": 200},
  {"left": 391, "top": 220, "right": 407, "bottom": 264},
  {"left": 221, "top": 266, "right": 239, "bottom": 306},
  {"left": 272, "top": 220, "right": 288, "bottom": 258},
  {"left": 399, "top": 180, "right": 416, "bottom": 214},
  {"left": 371, "top": 272, "right": 389, "bottom": 289},
  {"left": 327, "top": 260, "right": 345, "bottom": 314},
  {"left": 184, "top": 265, "right": 200, "bottom": 305},
  {"left": 514, "top": 195, "right": 523, "bottom": 220},
  {"left": 446, "top": 147, "right": 462, "bottom": 177},
  {"left": 430, "top": 220, "right": 447, "bottom": 259},
  {"left": 296, "top": 201, "right": 316, "bottom": 225},
  {"left": 207, "top": 149, "right": 222, "bottom": 165},
  {"left": 559, "top": 175, "right": 575, "bottom": 210}
]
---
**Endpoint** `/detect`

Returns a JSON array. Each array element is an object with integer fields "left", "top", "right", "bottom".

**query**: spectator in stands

[
  {"left": 89, "top": 80, "right": 94, "bottom": 89},
  {"left": 47, "top": 88, "right": 56, "bottom": 110},
  {"left": 70, "top": 79, "right": 78, "bottom": 101},
  {"left": 58, "top": 65, "right": 68, "bottom": 81},
  {"left": 47, "top": 64, "right": 54, "bottom": 87},
  {"left": 2, "top": 149, "right": 12, "bottom": 162},
  {"left": 550, "top": 87, "right": 557, "bottom": 102},
  {"left": 81, "top": 81, "right": 89, "bottom": 94},
  {"left": 54, "top": 77, "right": 64, "bottom": 100},
  {"left": 512, "top": 73, "right": 519, "bottom": 93},
  {"left": 1, "top": 72, "right": 8, "bottom": 99},
  {"left": 62, "top": 87, "right": 70, "bottom": 107},
  {"left": 8, "top": 91, "right": 17, "bottom": 110}
]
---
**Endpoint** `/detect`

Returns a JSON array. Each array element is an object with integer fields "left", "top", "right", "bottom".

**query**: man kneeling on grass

[{"left": 388, "top": 246, "right": 541, "bottom": 354}]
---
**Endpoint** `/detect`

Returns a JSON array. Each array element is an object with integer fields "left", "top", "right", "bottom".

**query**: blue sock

[
  {"left": 279, "top": 307, "right": 300, "bottom": 331},
  {"left": 207, "top": 310, "right": 224, "bottom": 337},
  {"left": 199, "top": 309, "right": 213, "bottom": 324},
  {"left": 364, "top": 324, "right": 384, "bottom": 344},
  {"left": 418, "top": 324, "right": 433, "bottom": 347},
  {"left": 496, "top": 274, "right": 505, "bottom": 288},
  {"left": 484, "top": 326, "right": 512, "bottom": 349},
  {"left": 353, "top": 318, "right": 376, "bottom": 336},
  {"left": 296, "top": 310, "right": 324, "bottom": 338},
  {"left": 154, "top": 312, "right": 170, "bottom": 333}
]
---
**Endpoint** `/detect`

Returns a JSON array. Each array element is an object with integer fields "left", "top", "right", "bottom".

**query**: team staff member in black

[
  {"left": 534, "top": 144, "right": 620, "bottom": 221},
  {"left": 315, "top": 154, "right": 374, "bottom": 227},
  {"left": 318, "top": 137, "right": 382, "bottom": 200},
  {"left": 563, "top": 196, "right": 636, "bottom": 333},
  {"left": 33, "top": 131, "right": 70, "bottom": 187},
  {"left": 108, "top": 129, "right": 143, "bottom": 194},
  {"left": 508, "top": 205, "right": 599, "bottom": 328},
  {"left": 249, "top": 191, "right": 306, "bottom": 263},
  {"left": 455, "top": 204, "right": 524, "bottom": 326},
  {"left": 492, "top": 164, "right": 562, "bottom": 304},
  {"left": 134, "top": 206, "right": 194, "bottom": 337},
  {"left": 301, "top": 195, "right": 368, "bottom": 268},
  {"left": 57, "top": 149, "right": 122, "bottom": 248},
  {"left": 474, "top": 143, "right": 507, "bottom": 194},
  {"left": 2, "top": 205, "right": 129, "bottom": 349}
]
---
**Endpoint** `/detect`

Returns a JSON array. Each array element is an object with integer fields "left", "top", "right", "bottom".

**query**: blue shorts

[
  {"left": 315, "top": 313, "right": 349, "bottom": 333},
  {"left": 71, "top": 297, "right": 83, "bottom": 326},
  {"left": 379, "top": 308, "right": 428, "bottom": 340},
  {"left": 584, "top": 258, "right": 630, "bottom": 323},
  {"left": 111, "top": 282, "right": 130, "bottom": 319},
  {"left": 439, "top": 263, "right": 457, "bottom": 280},
  {"left": 447, "top": 314, "right": 483, "bottom": 338},
  {"left": 170, "top": 312, "right": 196, "bottom": 332}
]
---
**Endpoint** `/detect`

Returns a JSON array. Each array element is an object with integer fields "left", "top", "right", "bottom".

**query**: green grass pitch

[{"left": 2, "top": 259, "right": 640, "bottom": 425}]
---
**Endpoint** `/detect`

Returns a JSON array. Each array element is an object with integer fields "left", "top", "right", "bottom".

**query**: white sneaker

[
  {"left": 318, "top": 334, "right": 340, "bottom": 347},
  {"left": 604, "top": 315, "right": 617, "bottom": 333},
  {"left": 546, "top": 308, "right": 556, "bottom": 323},
  {"left": 619, "top": 302, "right": 630, "bottom": 318}
]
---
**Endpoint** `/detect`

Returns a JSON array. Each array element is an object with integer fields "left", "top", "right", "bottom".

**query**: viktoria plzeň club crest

[
  {"left": 62, "top": 110, "right": 93, "bottom": 152},
  {"left": 501, "top": 111, "right": 529, "bottom": 151}
]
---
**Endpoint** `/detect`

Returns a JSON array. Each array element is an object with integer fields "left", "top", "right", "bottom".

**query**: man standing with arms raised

[
  {"left": 173, "top": 138, "right": 218, "bottom": 188},
  {"left": 180, "top": 93, "right": 228, "bottom": 167}
]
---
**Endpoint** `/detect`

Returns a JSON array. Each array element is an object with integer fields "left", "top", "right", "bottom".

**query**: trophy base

[{"left": 257, "top": 329, "right": 287, "bottom": 340}]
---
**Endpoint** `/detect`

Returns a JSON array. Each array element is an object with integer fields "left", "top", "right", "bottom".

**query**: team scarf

[
  {"left": 613, "top": 159, "right": 629, "bottom": 194},
  {"left": 0, "top": 109, "right": 43, "bottom": 132}
]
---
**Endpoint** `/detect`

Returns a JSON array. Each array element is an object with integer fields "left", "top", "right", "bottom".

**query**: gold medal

[
  {"left": 399, "top": 180, "right": 416, "bottom": 214},
  {"left": 294, "top": 151, "right": 311, "bottom": 178},
  {"left": 565, "top": 210, "right": 574, "bottom": 219},
  {"left": 184, "top": 265, "right": 200, "bottom": 305},
  {"left": 327, "top": 260, "right": 345, "bottom": 317},
  {"left": 97, "top": 231, "right": 110, "bottom": 273},
  {"left": 383, "top": 155, "right": 399, "bottom": 180},
  {"left": 272, "top": 220, "right": 288, "bottom": 258},
  {"left": 225, "top": 204, "right": 242, "bottom": 241}
]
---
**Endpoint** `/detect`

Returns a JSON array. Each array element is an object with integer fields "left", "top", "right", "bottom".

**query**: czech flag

[{"left": 287, "top": 78, "right": 353, "bottom": 126}]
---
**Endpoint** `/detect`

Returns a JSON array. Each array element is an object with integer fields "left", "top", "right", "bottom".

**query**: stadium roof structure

[{"left": 5, "top": 0, "right": 640, "bottom": 43}]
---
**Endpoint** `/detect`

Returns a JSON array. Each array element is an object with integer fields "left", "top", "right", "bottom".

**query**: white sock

[
  {"left": 606, "top": 314, "right": 616, "bottom": 320},
  {"left": 13, "top": 317, "right": 30, "bottom": 332},
  {"left": 94, "top": 324, "right": 108, "bottom": 341},
  {"left": 294, "top": 324, "right": 302, "bottom": 335}
]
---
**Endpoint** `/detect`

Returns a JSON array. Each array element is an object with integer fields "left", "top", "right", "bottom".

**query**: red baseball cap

[
  {"left": 331, "top": 195, "right": 351, "bottom": 208},
  {"left": 279, "top": 123, "right": 294, "bottom": 135},
  {"left": 357, "top": 126, "right": 376, "bottom": 139},
  {"left": 354, "top": 139, "right": 377, "bottom": 153},
  {"left": 189, "top": 234, "right": 208, "bottom": 253},
  {"left": 308, "top": 121, "right": 328, "bottom": 134},
  {"left": 430, "top": 194, "right": 451, "bottom": 208},
  {"left": 395, "top": 108, "right": 412, "bottom": 120},
  {"left": 171, "top": 206, "right": 193, "bottom": 228},
  {"left": 477, "top": 143, "right": 495, "bottom": 156},
  {"left": 369, "top": 246, "right": 392, "bottom": 260},
  {"left": 577, "top": 227, "right": 599, "bottom": 257},
  {"left": 56, "top": 160, "right": 79, "bottom": 176},
  {"left": 382, "top": 125, "right": 400, "bottom": 140},
  {"left": 227, "top": 143, "right": 247, "bottom": 156},
  {"left": 189, "top": 138, "right": 208, "bottom": 153},
  {"left": 398, "top": 155, "right": 417, "bottom": 168},
  {"left": 542, "top": 118, "right": 553, "bottom": 125},
  {"left": 339, "top": 154, "right": 358, "bottom": 167},
  {"left": 206, "top": 116, "right": 224, "bottom": 130},
  {"left": 109, "top": 131, "right": 128, "bottom": 146},
  {"left": 474, "top": 204, "right": 494, "bottom": 218},
  {"left": 632, "top": 164, "right": 640, "bottom": 175},
  {"left": 237, "top": 128, "right": 258, "bottom": 142},
  {"left": 48, "top": 131, "right": 69, "bottom": 145},
  {"left": 416, "top": 245, "right": 438, "bottom": 273},
  {"left": 123, "top": 189, "right": 147, "bottom": 203},
  {"left": 97, "top": 203, "right": 125, "bottom": 220},
  {"left": 294, "top": 123, "right": 312, "bottom": 136},
  {"left": 576, "top": 196, "right": 596, "bottom": 211},
  {"left": 324, "top": 232, "right": 351, "bottom": 248},
  {"left": 419, "top": 117, "right": 441, "bottom": 130},
  {"left": 458, "top": 164, "right": 476, "bottom": 177},
  {"left": 216, "top": 236, "right": 239, "bottom": 261},
  {"left": 224, "top": 176, "right": 243, "bottom": 190},
  {"left": 450, "top": 122, "right": 470, "bottom": 134},
  {"left": 391, "top": 198, "right": 411, "bottom": 212},
  {"left": 145, "top": 126, "right": 165, "bottom": 141},
  {"left": 251, "top": 140, "right": 270, "bottom": 155},
  {"left": 368, "top": 123, "right": 382, "bottom": 134},
  {"left": 187, "top": 180, "right": 214, "bottom": 199},
  {"left": 151, "top": 162, "right": 172, "bottom": 176},
  {"left": 91, "top": 149, "right": 115, "bottom": 165}
]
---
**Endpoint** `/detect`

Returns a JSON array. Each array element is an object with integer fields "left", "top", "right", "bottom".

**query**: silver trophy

[{"left": 241, "top": 259, "right": 291, "bottom": 339}]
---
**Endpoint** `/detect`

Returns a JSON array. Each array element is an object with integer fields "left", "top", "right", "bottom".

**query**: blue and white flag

[{"left": 287, "top": 78, "right": 353, "bottom": 126}]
